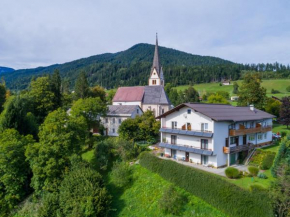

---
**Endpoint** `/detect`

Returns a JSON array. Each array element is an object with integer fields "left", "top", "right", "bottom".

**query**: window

[
  {"left": 201, "top": 155, "right": 208, "bottom": 165},
  {"left": 162, "top": 108, "right": 165, "bottom": 114},
  {"left": 250, "top": 122, "right": 255, "bottom": 128},
  {"left": 113, "top": 118, "right": 115, "bottom": 124},
  {"left": 230, "top": 137, "right": 236, "bottom": 144},
  {"left": 186, "top": 123, "right": 191, "bottom": 130},
  {"left": 105, "top": 118, "right": 108, "bottom": 123},
  {"left": 248, "top": 134, "right": 255, "bottom": 141},
  {"left": 137, "top": 109, "right": 139, "bottom": 114},
  {"left": 201, "top": 139, "right": 208, "bottom": 149},
  {"left": 187, "top": 109, "right": 191, "bottom": 114},
  {"left": 258, "top": 133, "right": 262, "bottom": 140},
  {"left": 153, "top": 108, "right": 156, "bottom": 116},
  {"left": 152, "top": 80, "right": 156, "bottom": 85},
  {"left": 118, "top": 118, "right": 122, "bottom": 124},
  {"left": 112, "top": 128, "right": 115, "bottom": 133},
  {"left": 171, "top": 135, "right": 177, "bottom": 145},
  {"left": 264, "top": 133, "right": 267, "bottom": 139},
  {"left": 201, "top": 123, "right": 208, "bottom": 132},
  {"left": 229, "top": 124, "right": 235, "bottom": 130},
  {"left": 171, "top": 121, "right": 177, "bottom": 129}
]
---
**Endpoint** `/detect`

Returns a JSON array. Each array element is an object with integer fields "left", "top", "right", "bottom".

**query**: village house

[
  {"left": 112, "top": 35, "right": 171, "bottom": 117},
  {"left": 101, "top": 105, "right": 142, "bottom": 136},
  {"left": 157, "top": 103, "right": 274, "bottom": 167}
]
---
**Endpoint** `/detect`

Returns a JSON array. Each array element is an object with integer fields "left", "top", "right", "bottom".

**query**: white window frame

[
  {"left": 248, "top": 134, "right": 255, "bottom": 141},
  {"left": 201, "top": 123, "right": 208, "bottom": 132},
  {"left": 257, "top": 133, "right": 262, "bottom": 140}
]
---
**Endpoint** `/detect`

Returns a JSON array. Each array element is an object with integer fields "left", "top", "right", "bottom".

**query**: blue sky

[{"left": 1, "top": 0, "right": 290, "bottom": 69}]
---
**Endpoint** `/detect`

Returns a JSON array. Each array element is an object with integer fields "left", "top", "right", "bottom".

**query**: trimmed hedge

[
  {"left": 225, "top": 167, "right": 239, "bottom": 179},
  {"left": 139, "top": 153, "right": 273, "bottom": 217},
  {"left": 271, "top": 136, "right": 290, "bottom": 177},
  {"left": 248, "top": 166, "right": 259, "bottom": 176},
  {"left": 260, "top": 153, "right": 275, "bottom": 170}
]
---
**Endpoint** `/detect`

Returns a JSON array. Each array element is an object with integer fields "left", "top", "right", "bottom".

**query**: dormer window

[
  {"left": 187, "top": 109, "right": 191, "bottom": 114},
  {"left": 152, "top": 80, "right": 157, "bottom": 85}
]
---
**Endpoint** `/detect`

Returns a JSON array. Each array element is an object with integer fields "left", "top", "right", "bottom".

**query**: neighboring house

[
  {"left": 112, "top": 35, "right": 171, "bottom": 117},
  {"left": 101, "top": 105, "right": 143, "bottom": 136},
  {"left": 230, "top": 96, "right": 239, "bottom": 101},
  {"left": 157, "top": 103, "right": 274, "bottom": 167},
  {"left": 222, "top": 81, "right": 230, "bottom": 85}
]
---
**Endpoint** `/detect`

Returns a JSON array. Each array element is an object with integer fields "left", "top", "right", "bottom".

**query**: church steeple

[
  {"left": 148, "top": 33, "right": 165, "bottom": 86},
  {"left": 152, "top": 33, "right": 161, "bottom": 74}
]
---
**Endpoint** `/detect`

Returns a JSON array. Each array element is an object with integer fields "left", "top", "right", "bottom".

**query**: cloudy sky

[{"left": 1, "top": 0, "right": 290, "bottom": 69}]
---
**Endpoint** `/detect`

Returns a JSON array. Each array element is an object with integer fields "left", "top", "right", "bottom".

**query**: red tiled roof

[{"left": 113, "top": 86, "right": 145, "bottom": 102}]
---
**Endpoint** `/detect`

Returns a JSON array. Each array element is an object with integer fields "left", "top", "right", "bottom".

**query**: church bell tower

[{"left": 148, "top": 34, "right": 164, "bottom": 86}]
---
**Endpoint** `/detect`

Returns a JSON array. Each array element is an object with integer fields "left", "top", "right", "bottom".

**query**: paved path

[{"left": 160, "top": 156, "right": 248, "bottom": 177}]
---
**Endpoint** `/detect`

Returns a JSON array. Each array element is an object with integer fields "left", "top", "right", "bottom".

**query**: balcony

[
  {"left": 160, "top": 126, "right": 213, "bottom": 138},
  {"left": 159, "top": 142, "right": 215, "bottom": 156},
  {"left": 229, "top": 124, "right": 272, "bottom": 136},
  {"left": 223, "top": 143, "right": 255, "bottom": 154}
]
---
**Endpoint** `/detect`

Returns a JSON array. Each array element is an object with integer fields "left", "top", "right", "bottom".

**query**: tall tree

[
  {"left": 30, "top": 76, "right": 56, "bottom": 120},
  {"left": 0, "top": 129, "right": 34, "bottom": 216},
  {"left": 232, "top": 82, "right": 239, "bottom": 94},
  {"left": 279, "top": 97, "right": 290, "bottom": 128},
  {"left": 183, "top": 86, "right": 200, "bottom": 103},
  {"left": 74, "top": 71, "right": 90, "bottom": 99},
  {"left": 237, "top": 73, "right": 267, "bottom": 109},
  {"left": 265, "top": 98, "right": 281, "bottom": 117},
  {"left": 50, "top": 69, "right": 62, "bottom": 108},
  {"left": 26, "top": 109, "right": 87, "bottom": 194},
  {"left": 90, "top": 85, "right": 107, "bottom": 102},
  {"left": 0, "top": 83, "right": 6, "bottom": 113}
]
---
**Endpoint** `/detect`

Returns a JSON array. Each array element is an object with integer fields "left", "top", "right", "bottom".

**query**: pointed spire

[{"left": 152, "top": 33, "right": 161, "bottom": 74}]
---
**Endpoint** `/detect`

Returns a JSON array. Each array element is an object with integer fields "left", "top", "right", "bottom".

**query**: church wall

[
  {"left": 113, "top": 101, "right": 142, "bottom": 107},
  {"left": 142, "top": 104, "right": 171, "bottom": 117}
]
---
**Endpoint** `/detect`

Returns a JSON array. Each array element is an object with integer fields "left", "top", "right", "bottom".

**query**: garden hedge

[{"left": 139, "top": 153, "right": 273, "bottom": 217}]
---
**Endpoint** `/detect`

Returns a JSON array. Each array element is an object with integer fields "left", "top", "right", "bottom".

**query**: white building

[
  {"left": 101, "top": 105, "right": 143, "bottom": 136},
  {"left": 112, "top": 35, "right": 171, "bottom": 117},
  {"left": 157, "top": 103, "right": 274, "bottom": 167}
]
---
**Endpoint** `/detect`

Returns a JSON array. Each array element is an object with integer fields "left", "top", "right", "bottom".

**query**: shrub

[
  {"left": 286, "top": 85, "right": 290, "bottom": 92},
  {"left": 250, "top": 184, "right": 267, "bottom": 192},
  {"left": 248, "top": 166, "right": 259, "bottom": 176},
  {"left": 159, "top": 186, "right": 187, "bottom": 215},
  {"left": 111, "top": 162, "right": 132, "bottom": 188},
  {"left": 257, "top": 172, "right": 268, "bottom": 179},
  {"left": 271, "top": 139, "right": 288, "bottom": 177},
  {"left": 271, "top": 89, "right": 280, "bottom": 94},
  {"left": 225, "top": 167, "right": 240, "bottom": 179},
  {"left": 281, "top": 131, "right": 287, "bottom": 137},
  {"left": 139, "top": 153, "right": 273, "bottom": 217},
  {"left": 260, "top": 153, "right": 275, "bottom": 170}
]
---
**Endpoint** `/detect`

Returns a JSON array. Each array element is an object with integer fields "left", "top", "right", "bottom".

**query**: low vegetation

[
  {"left": 139, "top": 153, "right": 273, "bottom": 217},
  {"left": 248, "top": 166, "right": 260, "bottom": 177},
  {"left": 225, "top": 167, "right": 239, "bottom": 179}
]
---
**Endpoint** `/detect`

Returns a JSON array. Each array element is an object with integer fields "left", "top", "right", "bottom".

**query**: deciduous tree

[
  {"left": 74, "top": 71, "right": 90, "bottom": 99},
  {"left": 279, "top": 97, "right": 290, "bottom": 128}
]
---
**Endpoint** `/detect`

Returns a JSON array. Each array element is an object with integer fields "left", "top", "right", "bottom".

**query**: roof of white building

[
  {"left": 107, "top": 105, "right": 142, "bottom": 117},
  {"left": 157, "top": 103, "right": 275, "bottom": 122}
]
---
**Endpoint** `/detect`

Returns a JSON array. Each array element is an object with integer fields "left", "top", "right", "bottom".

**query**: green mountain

[
  {"left": 2, "top": 43, "right": 237, "bottom": 90},
  {"left": 0, "top": 66, "right": 14, "bottom": 74}
]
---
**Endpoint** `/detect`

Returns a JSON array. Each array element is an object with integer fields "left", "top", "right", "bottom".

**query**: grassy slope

[
  {"left": 81, "top": 149, "right": 226, "bottom": 217},
  {"left": 175, "top": 79, "right": 290, "bottom": 98},
  {"left": 107, "top": 165, "right": 226, "bottom": 217}
]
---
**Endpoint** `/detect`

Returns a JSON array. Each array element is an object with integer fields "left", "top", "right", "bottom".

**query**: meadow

[{"left": 175, "top": 79, "right": 290, "bottom": 98}]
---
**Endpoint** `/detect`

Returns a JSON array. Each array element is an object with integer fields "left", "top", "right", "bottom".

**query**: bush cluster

[
  {"left": 111, "top": 161, "right": 132, "bottom": 188},
  {"left": 261, "top": 153, "right": 275, "bottom": 170},
  {"left": 139, "top": 153, "right": 273, "bottom": 217},
  {"left": 257, "top": 172, "right": 268, "bottom": 179},
  {"left": 225, "top": 167, "right": 240, "bottom": 179},
  {"left": 248, "top": 166, "right": 260, "bottom": 176},
  {"left": 271, "top": 137, "right": 289, "bottom": 177}
]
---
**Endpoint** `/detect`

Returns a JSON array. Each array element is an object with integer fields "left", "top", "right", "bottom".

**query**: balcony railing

[
  {"left": 164, "top": 142, "right": 212, "bottom": 151},
  {"left": 229, "top": 124, "right": 272, "bottom": 136},
  {"left": 223, "top": 143, "right": 255, "bottom": 154},
  {"left": 161, "top": 126, "right": 212, "bottom": 133}
]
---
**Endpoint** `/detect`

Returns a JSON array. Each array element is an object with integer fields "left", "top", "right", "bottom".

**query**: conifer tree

[
  {"left": 74, "top": 71, "right": 90, "bottom": 99},
  {"left": 279, "top": 97, "right": 290, "bottom": 128}
]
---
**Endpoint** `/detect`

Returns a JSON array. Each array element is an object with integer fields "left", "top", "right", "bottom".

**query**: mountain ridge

[{"left": 1, "top": 43, "right": 236, "bottom": 90}]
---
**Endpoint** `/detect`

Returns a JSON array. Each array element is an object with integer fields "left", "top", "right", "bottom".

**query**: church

[{"left": 112, "top": 35, "right": 171, "bottom": 117}]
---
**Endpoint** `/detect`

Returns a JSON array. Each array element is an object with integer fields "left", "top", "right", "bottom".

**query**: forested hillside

[
  {"left": 2, "top": 43, "right": 290, "bottom": 90},
  {"left": 0, "top": 67, "right": 14, "bottom": 74}
]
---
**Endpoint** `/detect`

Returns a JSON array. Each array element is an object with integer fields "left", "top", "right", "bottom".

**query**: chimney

[{"left": 250, "top": 104, "right": 255, "bottom": 111}]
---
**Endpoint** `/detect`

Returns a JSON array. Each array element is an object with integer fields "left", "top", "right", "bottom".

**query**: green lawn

[
  {"left": 226, "top": 169, "right": 275, "bottom": 190},
  {"left": 107, "top": 165, "right": 227, "bottom": 217},
  {"left": 175, "top": 79, "right": 290, "bottom": 99},
  {"left": 272, "top": 123, "right": 290, "bottom": 134}
]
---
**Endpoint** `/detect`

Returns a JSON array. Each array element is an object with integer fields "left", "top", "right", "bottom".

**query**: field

[
  {"left": 81, "top": 149, "right": 226, "bottom": 217},
  {"left": 107, "top": 164, "right": 226, "bottom": 217},
  {"left": 175, "top": 79, "right": 290, "bottom": 99}
]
